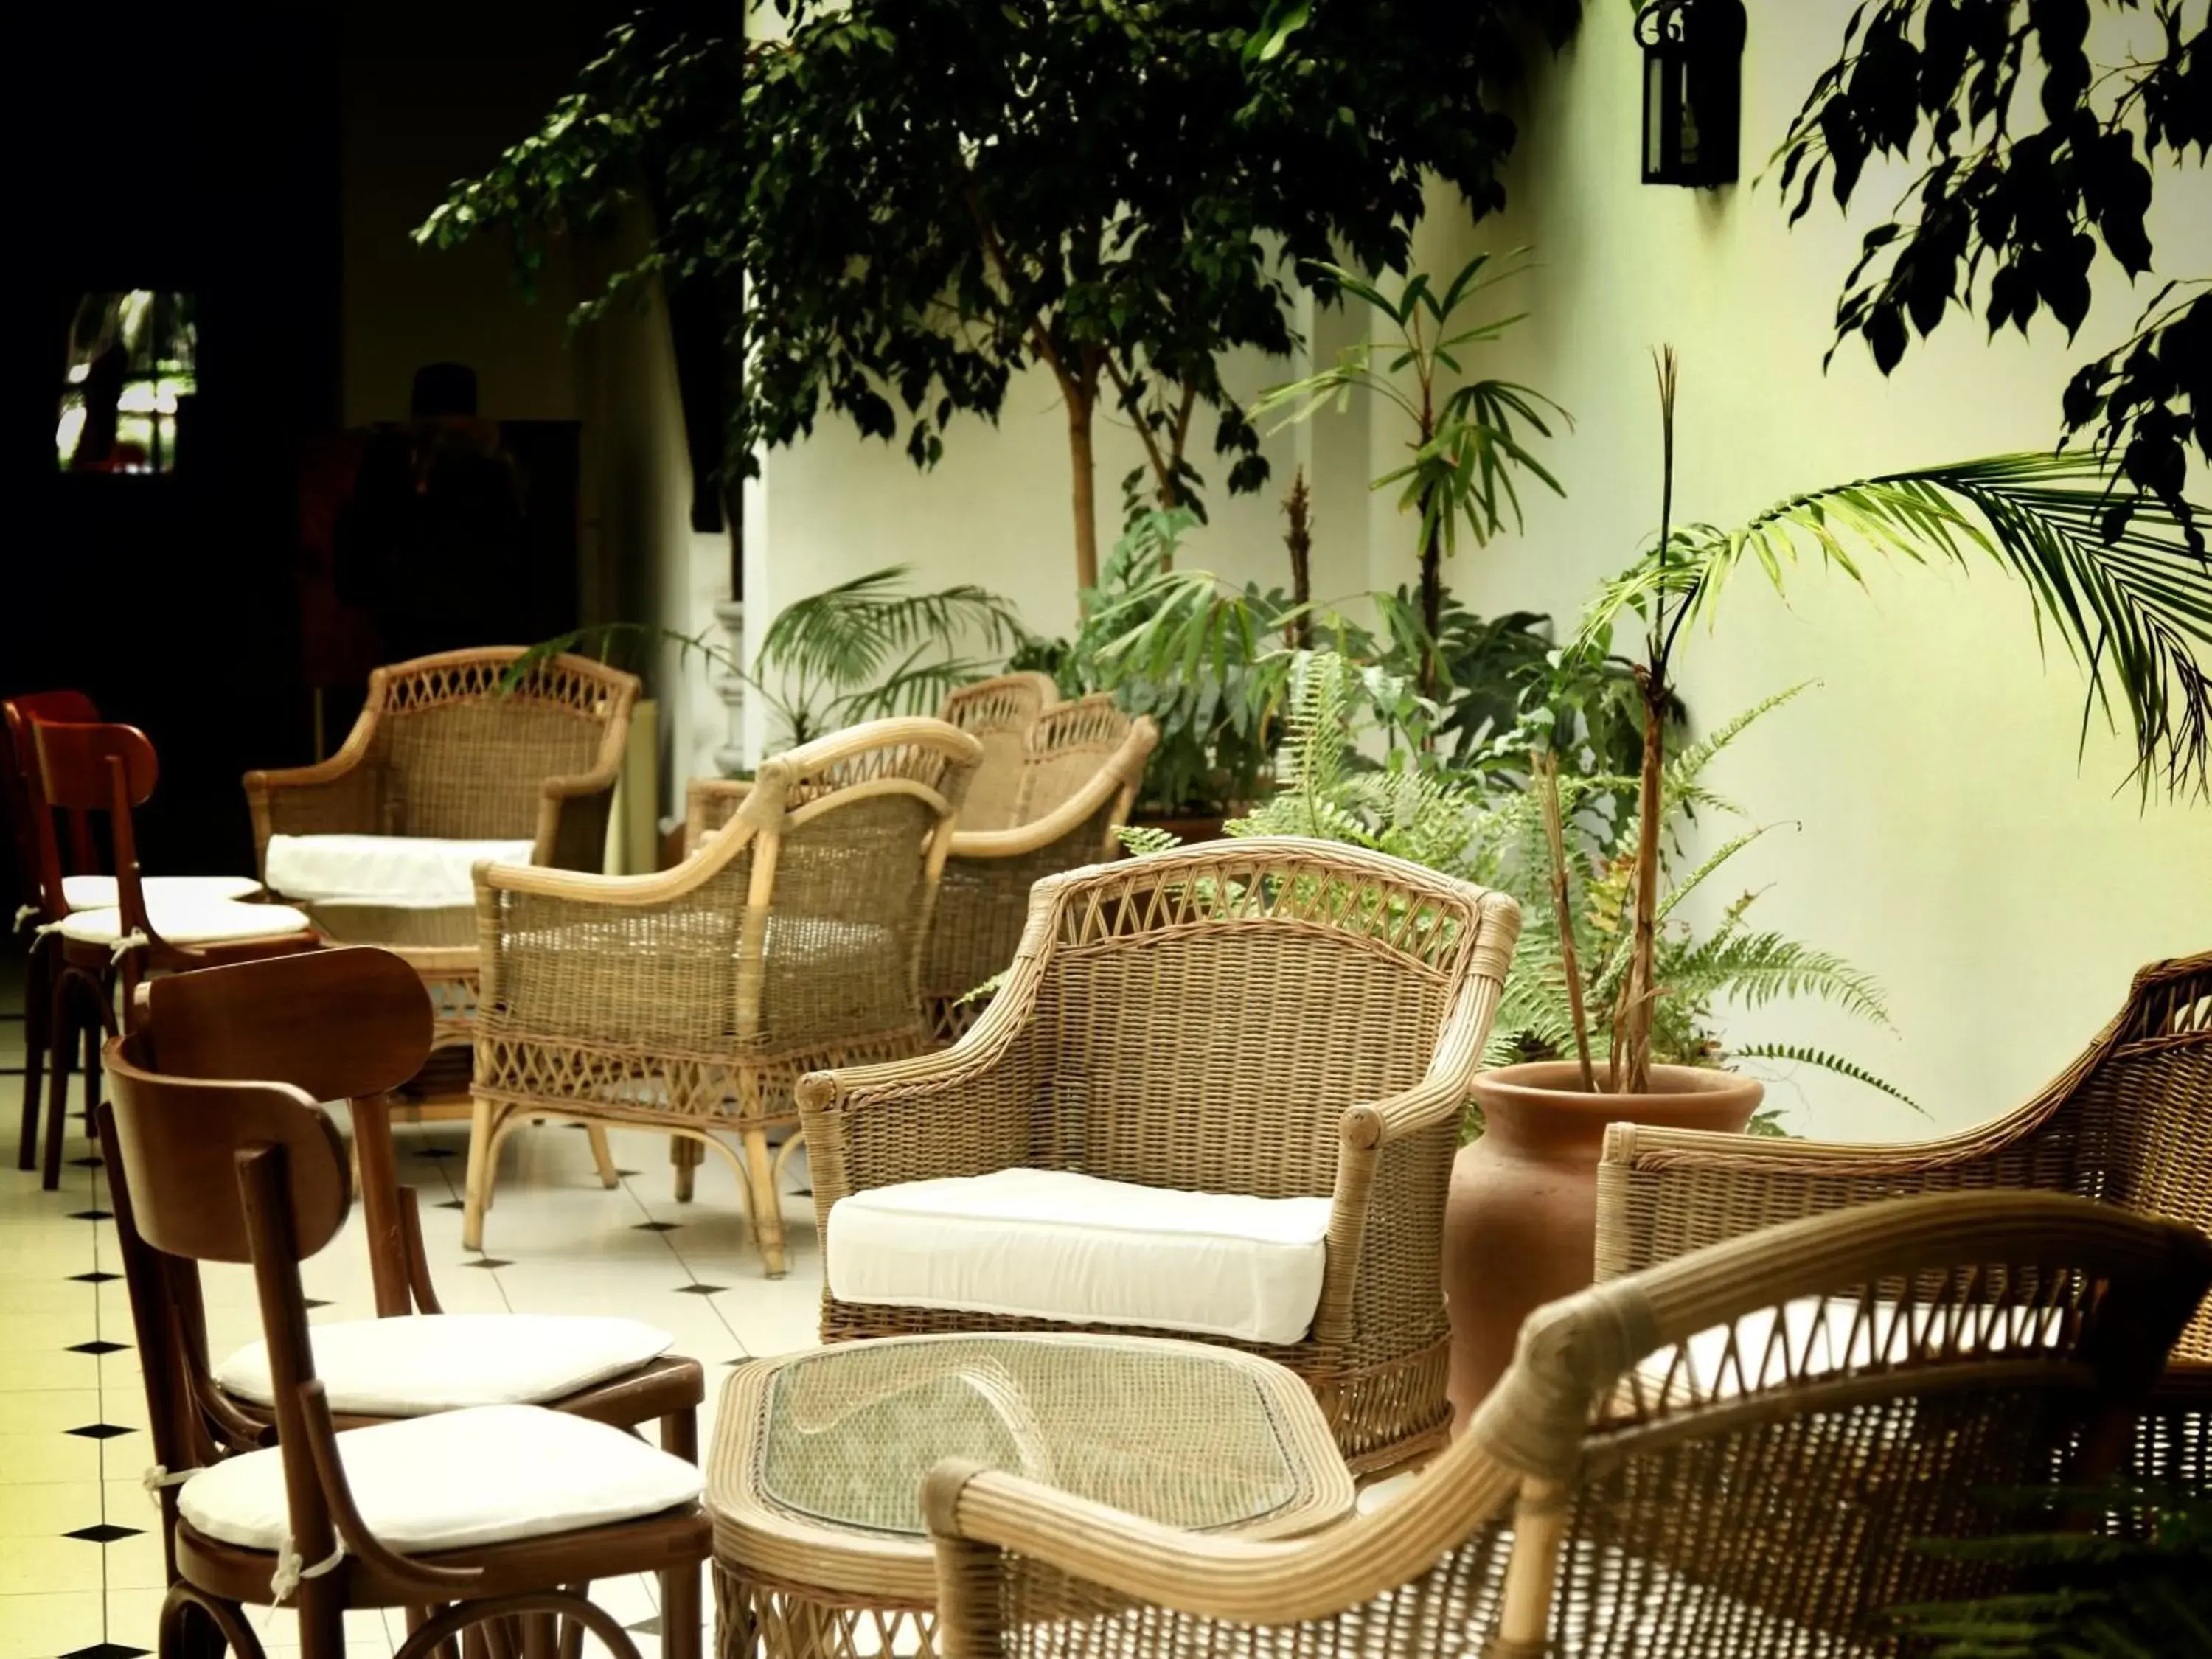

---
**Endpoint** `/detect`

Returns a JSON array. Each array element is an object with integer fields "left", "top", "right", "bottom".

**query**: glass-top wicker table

[{"left": 707, "top": 1333, "right": 1356, "bottom": 1659}]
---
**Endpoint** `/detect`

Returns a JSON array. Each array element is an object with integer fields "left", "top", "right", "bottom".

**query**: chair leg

[
  {"left": 41, "top": 973, "right": 77, "bottom": 1191},
  {"left": 672, "top": 1133, "right": 700, "bottom": 1203},
  {"left": 18, "top": 941, "right": 49, "bottom": 1171},
  {"left": 586, "top": 1125, "right": 619, "bottom": 1189},
  {"left": 80, "top": 1015, "right": 101, "bottom": 1162},
  {"left": 462, "top": 1096, "right": 495, "bottom": 1253},
  {"left": 742, "top": 1127, "right": 785, "bottom": 1279},
  {"left": 659, "top": 1408, "right": 701, "bottom": 1658}
]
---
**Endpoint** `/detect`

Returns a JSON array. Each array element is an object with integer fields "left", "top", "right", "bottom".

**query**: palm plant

[
  {"left": 502, "top": 566, "right": 1025, "bottom": 749},
  {"left": 1251, "top": 251, "right": 1568, "bottom": 699},
  {"left": 1580, "top": 349, "right": 2212, "bottom": 1096}
]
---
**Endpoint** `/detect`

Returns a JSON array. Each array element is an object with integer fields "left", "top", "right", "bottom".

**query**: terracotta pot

[{"left": 1443, "top": 1061, "right": 1763, "bottom": 1430}]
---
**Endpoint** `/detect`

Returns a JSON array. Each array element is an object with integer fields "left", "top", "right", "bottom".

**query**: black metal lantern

[{"left": 1636, "top": 0, "right": 1746, "bottom": 187}]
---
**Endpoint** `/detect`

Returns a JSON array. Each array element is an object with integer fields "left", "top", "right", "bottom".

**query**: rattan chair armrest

[
  {"left": 684, "top": 778, "right": 753, "bottom": 856},
  {"left": 542, "top": 751, "right": 625, "bottom": 801},
  {"left": 475, "top": 824, "right": 757, "bottom": 907},
  {"left": 1346, "top": 1072, "right": 1467, "bottom": 1150},
  {"left": 926, "top": 1453, "right": 1523, "bottom": 1625},
  {"left": 244, "top": 756, "right": 362, "bottom": 793}
]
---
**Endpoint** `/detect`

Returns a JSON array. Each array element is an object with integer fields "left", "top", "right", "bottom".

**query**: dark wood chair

[
  {"left": 100, "top": 993, "right": 710, "bottom": 1659},
  {"left": 121, "top": 945, "right": 707, "bottom": 1644},
  {"left": 19, "top": 715, "right": 307, "bottom": 1187}
]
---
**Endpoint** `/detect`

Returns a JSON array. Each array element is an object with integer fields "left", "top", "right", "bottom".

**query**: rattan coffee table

[{"left": 708, "top": 1333, "right": 1356, "bottom": 1659}]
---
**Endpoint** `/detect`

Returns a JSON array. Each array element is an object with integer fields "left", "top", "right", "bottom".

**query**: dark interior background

[{"left": 4, "top": 0, "right": 626, "bottom": 900}]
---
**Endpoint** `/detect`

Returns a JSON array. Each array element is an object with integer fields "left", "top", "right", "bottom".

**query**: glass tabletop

[{"left": 756, "top": 1336, "right": 1307, "bottom": 1538}]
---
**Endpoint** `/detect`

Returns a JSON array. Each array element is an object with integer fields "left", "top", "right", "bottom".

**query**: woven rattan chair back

[
  {"left": 1600, "top": 953, "right": 2212, "bottom": 1364},
  {"left": 2, "top": 690, "right": 100, "bottom": 917},
  {"left": 1011, "top": 695, "right": 1133, "bottom": 823},
  {"left": 922, "top": 1193, "right": 2212, "bottom": 1659},
  {"left": 356, "top": 649, "right": 635, "bottom": 841},
  {"left": 1020, "top": 838, "right": 1500, "bottom": 1199},
  {"left": 941, "top": 672, "right": 1058, "bottom": 832}
]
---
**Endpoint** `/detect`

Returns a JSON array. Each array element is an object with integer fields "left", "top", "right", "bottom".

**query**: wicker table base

[{"left": 707, "top": 1334, "right": 1355, "bottom": 1659}]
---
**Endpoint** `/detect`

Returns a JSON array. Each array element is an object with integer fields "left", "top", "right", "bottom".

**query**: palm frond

[
  {"left": 1574, "top": 453, "right": 2212, "bottom": 798},
  {"left": 757, "top": 566, "right": 1027, "bottom": 692}
]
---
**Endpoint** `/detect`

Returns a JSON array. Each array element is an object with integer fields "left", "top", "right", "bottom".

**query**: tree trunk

[
  {"left": 1068, "top": 389, "right": 1099, "bottom": 593},
  {"left": 1417, "top": 486, "right": 1444, "bottom": 702},
  {"left": 1284, "top": 468, "right": 1313, "bottom": 649},
  {"left": 1610, "top": 672, "right": 1668, "bottom": 1094}
]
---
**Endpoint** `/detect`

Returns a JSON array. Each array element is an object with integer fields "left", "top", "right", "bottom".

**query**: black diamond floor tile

[
  {"left": 463, "top": 1258, "right": 512, "bottom": 1270},
  {"left": 415, "top": 1147, "right": 456, "bottom": 1159},
  {"left": 68, "top": 1270, "right": 120, "bottom": 1284},
  {"left": 64, "top": 1522, "right": 144, "bottom": 1544},
  {"left": 625, "top": 1618, "right": 660, "bottom": 1637},
  {"left": 69, "top": 1155, "right": 103, "bottom": 1168},
  {"left": 63, "top": 1644, "right": 152, "bottom": 1659},
  {"left": 66, "top": 1209, "right": 113, "bottom": 1222},
  {"left": 66, "top": 1340, "right": 128, "bottom": 1356},
  {"left": 672, "top": 1283, "right": 725, "bottom": 1296},
  {"left": 65, "top": 1423, "right": 135, "bottom": 1440},
  {"left": 436, "top": 1199, "right": 465, "bottom": 1211},
  {"left": 632, "top": 1221, "right": 681, "bottom": 1233}
]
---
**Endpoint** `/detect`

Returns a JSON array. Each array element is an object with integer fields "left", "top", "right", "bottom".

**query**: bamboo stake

[{"left": 1534, "top": 749, "right": 1598, "bottom": 1094}]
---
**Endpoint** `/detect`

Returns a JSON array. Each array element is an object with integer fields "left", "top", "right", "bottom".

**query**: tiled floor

[{"left": 0, "top": 958, "right": 826, "bottom": 1659}]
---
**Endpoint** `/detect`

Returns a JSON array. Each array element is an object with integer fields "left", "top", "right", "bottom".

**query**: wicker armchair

[
  {"left": 1596, "top": 952, "right": 2211, "bottom": 1496},
  {"left": 467, "top": 718, "right": 984, "bottom": 1278},
  {"left": 245, "top": 647, "right": 639, "bottom": 949},
  {"left": 926, "top": 1192, "right": 2212, "bottom": 1659},
  {"left": 939, "top": 671, "right": 1062, "bottom": 832},
  {"left": 799, "top": 838, "right": 1522, "bottom": 1473},
  {"left": 922, "top": 696, "right": 1158, "bottom": 1042}
]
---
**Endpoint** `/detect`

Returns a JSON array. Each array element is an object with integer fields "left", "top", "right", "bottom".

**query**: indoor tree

[
  {"left": 1775, "top": 0, "right": 2210, "bottom": 548},
  {"left": 414, "top": 0, "right": 1582, "bottom": 594}
]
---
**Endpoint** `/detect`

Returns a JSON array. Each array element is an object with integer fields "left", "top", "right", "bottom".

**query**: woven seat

[
  {"left": 469, "top": 717, "right": 983, "bottom": 1278},
  {"left": 1595, "top": 952, "right": 2212, "bottom": 1500},
  {"left": 800, "top": 837, "right": 1521, "bottom": 1473},
  {"left": 923, "top": 695, "right": 1157, "bottom": 1041},
  {"left": 924, "top": 1192, "right": 2212, "bottom": 1659}
]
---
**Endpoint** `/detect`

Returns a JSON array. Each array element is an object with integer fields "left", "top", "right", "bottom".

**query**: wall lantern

[{"left": 1636, "top": 0, "right": 1746, "bottom": 187}]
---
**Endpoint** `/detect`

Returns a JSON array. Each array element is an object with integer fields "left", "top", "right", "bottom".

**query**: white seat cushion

[
  {"left": 56, "top": 898, "right": 313, "bottom": 947},
  {"left": 178, "top": 1403, "right": 701, "bottom": 1555},
  {"left": 61, "top": 873, "right": 260, "bottom": 909},
  {"left": 214, "top": 1314, "right": 675, "bottom": 1418},
  {"left": 825, "top": 1167, "right": 1334, "bottom": 1346},
  {"left": 265, "top": 833, "right": 536, "bottom": 909}
]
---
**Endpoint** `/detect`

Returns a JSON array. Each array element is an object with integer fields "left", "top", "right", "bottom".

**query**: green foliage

[
  {"left": 416, "top": 0, "right": 1585, "bottom": 587},
  {"left": 1889, "top": 1484, "right": 2212, "bottom": 1658},
  {"left": 1251, "top": 251, "right": 1570, "bottom": 693},
  {"left": 1573, "top": 450, "right": 2212, "bottom": 798},
  {"left": 1231, "top": 655, "right": 1913, "bottom": 1122},
  {"left": 751, "top": 567, "right": 1026, "bottom": 748},
  {"left": 1773, "top": 0, "right": 2211, "bottom": 549},
  {"left": 501, "top": 567, "right": 1023, "bottom": 751}
]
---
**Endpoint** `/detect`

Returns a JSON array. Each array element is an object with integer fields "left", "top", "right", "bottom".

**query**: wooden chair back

[
  {"left": 1, "top": 691, "right": 100, "bottom": 914},
  {"left": 1, "top": 695, "right": 104, "bottom": 916},
  {"left": 1013, "top": 838, "right": 1517, "bottom": 1199},
  {"left": 144, "top": 947, "right": 434, "bottom": 1317},
  {"left": 30, "top": 719, "right": 159, "bottom": 924},
  {"left": 941, "top": 672, "right": 1057, "bottom": 832}
]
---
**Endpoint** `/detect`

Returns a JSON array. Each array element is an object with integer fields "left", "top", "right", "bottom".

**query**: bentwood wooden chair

[
  {"left": 99, "top": 1031, "right": 709, "bottom": 1659},
  {"left": 4, "top": 692, "right": 260, "bottom": 1175},
  {"left": 115, "top": 945, "right": 705, "bottom": 1638},
  {"left": 925, "top": 1192, "right": 2212, "bottom": 1659},
  {"left": 920, "top": 697, "right": 1157, "bottom": 1042},
  {"left": 801, "top": 838, "right": 1523, "bottom": 1474},
  {"left": 1595, "top": 950, "right": 2212, "bottom": 1506},
  {"left": 468, "top": 718, "right": 984, "bottom": 1277},
  {"left": 27, "top": 719, "right": 316, "bottom": 1188},
  {"left": 939, "top": 671, "right": 1061, "bottom": 832}
]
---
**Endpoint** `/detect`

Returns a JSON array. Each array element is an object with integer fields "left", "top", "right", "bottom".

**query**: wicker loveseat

[
  {"left": 467, "top": 718, "right": 983, "bottom": 1278},
  {"left": 922, "top": 695, "right": 1157, "bottom": 1041},
  {"left": 925, "top": 1192, "right": 2211, "bottom": 1659},
  {"left": 798, "top": 837, "right": 1522, "bottom": 1473}
]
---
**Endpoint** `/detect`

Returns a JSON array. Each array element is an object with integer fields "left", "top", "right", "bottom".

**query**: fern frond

[
  {"left": 1117, "top": 824, "right": 1184, "bottom": 858},
  {"left": 1733, "top": 1043, "right": 1923, "bottom": 1113}
]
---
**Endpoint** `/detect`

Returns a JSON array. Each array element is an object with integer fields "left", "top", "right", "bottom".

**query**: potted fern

[{"left": 1450, "top": 346, "right": 2212, "bottom": 1419}]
